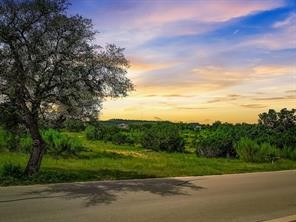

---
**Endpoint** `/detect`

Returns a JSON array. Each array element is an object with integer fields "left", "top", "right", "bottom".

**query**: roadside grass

[{"left": 1, "top": 132, "right": 296, "bottom": 186}]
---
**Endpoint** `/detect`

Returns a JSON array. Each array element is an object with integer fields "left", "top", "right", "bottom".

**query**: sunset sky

[{"left": 69, "top": 0, "right": 296, "bottom": 123}]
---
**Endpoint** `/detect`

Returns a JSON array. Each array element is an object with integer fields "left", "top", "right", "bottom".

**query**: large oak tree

[{"left": 0, "top": 0, "right": 133, "bottom": 175}]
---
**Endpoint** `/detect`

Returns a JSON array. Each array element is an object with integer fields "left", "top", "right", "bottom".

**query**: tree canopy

[{"left": 0, "top": 0, "right": 133, "bottom": 175}]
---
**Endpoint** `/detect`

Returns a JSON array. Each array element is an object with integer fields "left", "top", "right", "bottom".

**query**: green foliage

[
  {"left": 0, "top": 127, "right": 17, "bottom": 151},
  {"left": 85, "top": 124, "right": 134, "bottom": 145},
  {"left": 1, "top": 132, "right": 296, "bottom": 186},
  {"left": 258, "top": 108, "right": 296, "bottom": 130},
  {"left": 236, "top": 138, "right": 280, "bottom": 163},
  {"left": 0, "top": 0, "right": 133, "bottom": 174},
  {"left": 259, "top": 143, "right": 279, "bottom": 162},
  {"left": 111, "top": 133, "right": 129, "bottom": 145},
  {"left": 127, "top": 129, "right": 143, "bottom": 145},
  {"left": 235, "top": 138, "right": 262, "bottom": 162},
  {"left": 194, "top": 127, "right": 236, "bottom": 158},
  {"left": 42, "top": 129, "right": 86, "bottom": 157},
  {"left": 1, "top": 162, "right": 23, "bottom": 178},
  {"left": 281, "top": 147, "right": 296, "bottom": 161},
  {"left": 19, "top": 136, "right": 33, "bottom": 153},
  {"left": 85, "top": 125, "right": 98, "bottom": 140},
  {"left": 64, "top": 119, "right": 85, "bottom": 132},
  {"left": 141, "top": 124, "right": 184, "bottom": 152},
  {"left": 100, "top": 125, "right": 121, "bottom": 142}
]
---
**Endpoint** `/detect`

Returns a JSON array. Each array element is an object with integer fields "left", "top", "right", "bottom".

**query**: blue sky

[{"left": 68, "top": 0, "right": 296, "bottom": 123}]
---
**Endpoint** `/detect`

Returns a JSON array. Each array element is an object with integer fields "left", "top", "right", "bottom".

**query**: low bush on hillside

[
  {"left": 281, "top": 146, "right": 296, "bottom": 161},
  {"left": 85, "top": 124, "right": 134, "bottom": 145},
  {"left": 194, "top": 128, "right": 236, "bottom": 158},
  {"left": 0, "top": 127, "right": 86, "bottom": 157},
  {"left": 43, "top": 129, "right": 86, "bottom": 157},
  {"left": 19, "top": 136, "right": 33, "bottom": 153},
  {"left": 141, "top": 124, "right": 184, "bottom": 152},
  {"left": 260, "top": 142, "right": 280, "bottom": 162},
  {"left": 111, "top": 132, "right": 132, "bottom": 145},
  {"left": 0, "top": 127, "right": 18, "bottom": 151},
  {"left": 85, "top": 124, "right": 120, "bottom": 140},
  {"left": 1, "top": 162, "right": 23, "bottom": 178},
  {"left": 85, "top": 125, "right": 97, "bottom": 140},
  {"left": 235, "top": 138, "right": 279, "bottom": 163}
]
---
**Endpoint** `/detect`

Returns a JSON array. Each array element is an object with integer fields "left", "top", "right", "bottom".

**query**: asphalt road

[{"left": 0, "top": 170, "right": 296, "bottom": 222}]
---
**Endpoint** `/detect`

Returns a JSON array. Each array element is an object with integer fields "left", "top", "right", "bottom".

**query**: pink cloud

[{"left": 134, "top": 0, "right": 284, "bottom": 25}]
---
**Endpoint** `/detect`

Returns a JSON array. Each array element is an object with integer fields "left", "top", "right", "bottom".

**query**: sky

[{"left": 69, "top": 0, "right": 296, "bottom": 123}]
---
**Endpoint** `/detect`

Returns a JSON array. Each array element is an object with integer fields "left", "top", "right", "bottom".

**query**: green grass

[{"left": 1, "top": 132, "right": 296, "bottom": 186}]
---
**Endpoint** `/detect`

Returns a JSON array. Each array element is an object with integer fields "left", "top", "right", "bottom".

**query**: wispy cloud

[
  {"left": 240, "top": 104, "right": 267, "bottom": 108},
  {"left": 70, "top": 0, "right": 296, "bottom": 123}
]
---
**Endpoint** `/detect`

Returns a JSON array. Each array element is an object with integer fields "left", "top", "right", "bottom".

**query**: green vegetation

[
  {"left": 1, "top": 132, "right": 296, "bottom": 186},
  {"left": 0, "top": 0, "right": 133, "bottom": 175},
  {"left": 0, "top": 108, "right": 295, "bottom": 186},
  {"left": 64, "top": 119, "right": 86, "bottom": 132},
  {"left": 42, "top": 129, "right": 87, "bottom": 157},
  {"left": 141, "top": 124, "right": 185, "bottom": 152},
  {"left": 235, "top": 138, "right": 279, "bottom": 162},
  {"left": 194, "top": 127, "right": 235, "bottom": 158}
]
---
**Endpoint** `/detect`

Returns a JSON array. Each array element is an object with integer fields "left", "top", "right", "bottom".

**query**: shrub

[
  {"left": 100, "top": 125, "right": 120, "bottom": 142},
  {"left": 64, "top": 119, "right": 85, "bottom": 132},
  {"left": 141, "top": 124, "right": 184, "bottom": 152},
  {"left": 0, "top": 127, "right": 17, "bottom": 151},
  {"left": 1, "top": 162, "right": 23, "bottom": 178},
  {"left": 111, "top": 133, "right": 128, "bottom": 145},
  {"left": 84, "top": 124, "right": 133, "bottom": 145},
  {"left": 19, "top": 136, "right": 33, "bottom": 153},
  {"left": 42, "top": 129, "right": 86, "bottom": 157},
  {"left": 85, "top": 124, "right": 119, "bottom": 141},
  {"left": 235, "top": 138, "right": 261, "bottom": 162},
  {"left": 85, "top": 125, "right": 98, "bottom": 140},
  {"left": 259, "top": 143, "right": 279, "bottom": 162},
  {"left": 127, "top": 129, "right": 142, "bottom": 145},
  {"left": 194, "top": 129, "right": 236, "bottom": 158},
  {"left": 236, "top": 138, "right": 280, "bottom": 162},
  {"left": 281, "top": 147, "right": 296, "bottom": 160}
]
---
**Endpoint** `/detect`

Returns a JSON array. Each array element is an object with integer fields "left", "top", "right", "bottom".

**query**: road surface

[{"left": 0, "top": 170, "right": 296, "bottom": 222}]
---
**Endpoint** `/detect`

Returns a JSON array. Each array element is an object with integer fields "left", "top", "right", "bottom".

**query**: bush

[
  {"left": 235, "top": 138, "right": 261, "bottom": 162},
  {"left": 282, "top": 147, "right": 296, "bottom": 160},
  {"left": 85, "top": 125, "right": 97, "bottom": 140},
  {"left": 84, "top": 124, "right": 133, "bottom": 145},
  {"left": 127, "top": 129, "right": 142, "bottom": 145},
  {"left": 236, "top": 138, "right": 280, "bottom": 162},
  {"left": 19, "top": 136, "right": 33, "bottom": 153},
  {"left": 259, "top": 143, "right": 279, "bottom": 162},
  {"left": 85, "top": 124, "right": 118, "bottom": 141},
  {"left": 100, "top": 125, "right": 120, "bottom": 142},
  {"left": 194, "top": 128, "right": 236, "bottom": 158},
  {"left": 0, "top": 127, "right": 18, "bottom": 151},
  {"left": 141, "top": 124, "right": 184, "bottom": 152},
  {"left": 42, "top": 129, "right": 86, "bottom": 157},
  {"left": 64, "top": 119, "right": 85, "bottom": 132},
  {"left": 1, "top": 162, "right": 23, "bottom": 178},
  {"left": 111, "top": 133, "right": 129, "bottom": 145}
]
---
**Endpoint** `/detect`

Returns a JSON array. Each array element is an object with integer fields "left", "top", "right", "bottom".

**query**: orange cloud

[{"left": 129, "top": 62, "right": 173, "bottom": 73}]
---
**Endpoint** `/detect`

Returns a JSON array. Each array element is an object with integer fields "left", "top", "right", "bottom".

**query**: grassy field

[{"left": 1, "top": 131, "right": 296, "bottom": 186}]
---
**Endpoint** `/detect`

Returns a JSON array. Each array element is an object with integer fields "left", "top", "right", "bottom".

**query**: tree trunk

[{"left": 24, "top": 119, "right": 46, "bottom": 176}]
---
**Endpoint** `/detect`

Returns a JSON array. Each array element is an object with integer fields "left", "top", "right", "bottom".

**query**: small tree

[{"left": 0, "top": 0, "right": 133, "bottom": 175}]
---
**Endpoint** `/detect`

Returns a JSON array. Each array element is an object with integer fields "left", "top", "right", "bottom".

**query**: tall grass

[
  {"left": 236, "top": 138, "right": 279, "bottom": 163},
  {"left": 42, "top": 129, "right": 86, "bottom": 157},
  {"left": 0, "top": 127, "right": 16, "bottom": 151}
]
